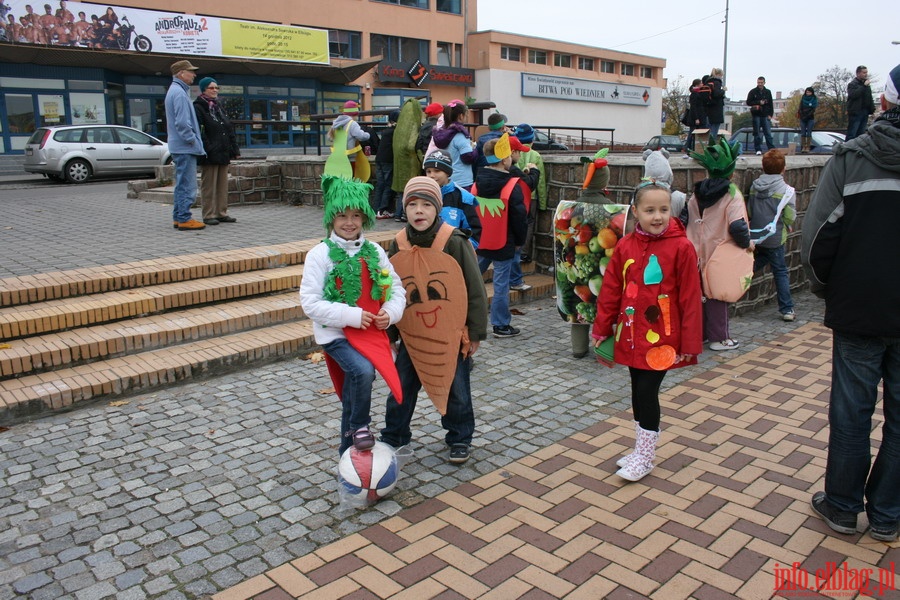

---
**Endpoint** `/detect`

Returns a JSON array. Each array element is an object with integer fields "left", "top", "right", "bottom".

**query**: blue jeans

[
  {"left": 172, "top": 154, "right": 198, "bottom": 223},
  {"left": 825, "top": 332, "right": 900, "bottom": 529},
  {"left": 846, "top": 113, "right": 869, "bottom": 141},
  {"left": 753, "top": 245, "right": 793, "bottom": 314},
  {"left": 799, "top": 118, "right": 815, "bottom": 137},
  {"left": 373, "top": 162, "right": 395, "bottom": 213},
  {"left": 510, "top": 248, "right": 524, "bottom": 287},
  {"left": 708, "top": 122, "right": 721, "bottom": 141},
  {"left": 380, "top": 342, "right": 475, "bottom": 447},
  {"left": 322, "top": 338, "right": 376, "bottom": 454},
  {"left": 478, "top": 255, "right": 514, "bottom": 327},
  {"left": 752, "top": 115, "right": 774, "bottom": 152}
]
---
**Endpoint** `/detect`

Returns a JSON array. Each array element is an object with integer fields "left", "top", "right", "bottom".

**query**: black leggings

[{"left": 629, "top": 367, "right": 667, "bottom": 432}]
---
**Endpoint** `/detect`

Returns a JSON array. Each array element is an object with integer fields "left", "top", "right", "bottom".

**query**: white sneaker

[
  {"left": 510, "top": 283, "right": 532, "bottom": 292},
  {"left": 782, "top": 311, "right": 796, "bottom": 322},
  {"left": 709, "top": 339, "right": 740, "bottom": 351},
  {"left": 755, "top": 150, "right": 762, "bottom": 155}
]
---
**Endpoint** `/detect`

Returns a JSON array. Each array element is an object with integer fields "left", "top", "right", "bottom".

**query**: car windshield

[{"left": 660, "top": 136, "right": 680, "bottom": 144}]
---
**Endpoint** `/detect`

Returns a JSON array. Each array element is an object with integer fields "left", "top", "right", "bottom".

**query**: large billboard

[
  {"left": 0, "top": 1, "right": 330, "bottom": 64},
  {"left": 521, "top": 73, "right": 650, "bottom": 106}
]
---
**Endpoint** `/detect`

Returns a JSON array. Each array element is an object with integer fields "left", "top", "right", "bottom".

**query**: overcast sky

[{"left": 477, "top": 0, "right": 898, "bottom": 102}]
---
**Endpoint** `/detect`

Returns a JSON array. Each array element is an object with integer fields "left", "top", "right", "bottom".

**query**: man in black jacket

[
  {"left": 846, "top": 65, "right": 875, "bottom": 140},
  {"left": 746, "top": 76, "right": 775, "bottom": 155}
]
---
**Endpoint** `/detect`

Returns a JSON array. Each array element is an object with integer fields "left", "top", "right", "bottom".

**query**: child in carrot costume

[
  {"left": 381, "top": 177, "right": 488, "bottom": 464},
  {"left": 592, "top": 179, "right": 703, "bottom": 481},
  {"left": 299, "top": 174, "right": 406, "bottom": 455}
]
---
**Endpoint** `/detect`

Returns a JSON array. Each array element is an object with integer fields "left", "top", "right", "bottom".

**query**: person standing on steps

[{"left": 165, "top": 59, "right": 206, "bottom": 231}]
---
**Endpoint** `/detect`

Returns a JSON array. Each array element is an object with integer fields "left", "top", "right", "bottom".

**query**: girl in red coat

[{"left": 592, "top": 179, "right": 703, "bottom": 481}]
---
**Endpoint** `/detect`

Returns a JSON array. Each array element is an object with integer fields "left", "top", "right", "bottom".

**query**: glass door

[{"left": 127, "top": 98, "right": 167, "bottom": 140}]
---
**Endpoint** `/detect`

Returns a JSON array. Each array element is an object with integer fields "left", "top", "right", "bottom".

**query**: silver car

[{"left": 24, "top": 125, "right": 171, "bottom": 183}]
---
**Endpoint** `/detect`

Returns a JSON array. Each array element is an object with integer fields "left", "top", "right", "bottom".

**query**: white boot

[
  {"left": 616, "top": 421, "right": 640, "bottom": 468},
  {"left": 616, "top": 426, "right": 659, "bottom": 482}
]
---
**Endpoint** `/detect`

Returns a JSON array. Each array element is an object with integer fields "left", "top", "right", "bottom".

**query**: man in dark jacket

[
  {"left": 801, "top": 64, "right": 900, "bottom": 544},
  {"left": 374, "top": 110, "right": 399, "bottom": 219},
  {"left": 846, "top": 65, "right": 875, "bottom": 140},
  {"left": 474, "top": 134, "right": 527, "bottom": 338},
  {"left": 746, "top": 76, "right": 775, "bottom": 155}
]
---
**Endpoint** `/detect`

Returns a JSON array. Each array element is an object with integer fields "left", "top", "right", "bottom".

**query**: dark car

[
  {"left": 642, "top": 135, "right": 684, "bottom": 153},
  {"left": 728, "top": 128, "right": 838, "bottom": 155},
  {"left": 529, "top": 129, "right": 569, "bottom": 151}
]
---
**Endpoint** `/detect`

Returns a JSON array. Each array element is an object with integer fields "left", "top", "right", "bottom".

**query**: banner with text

[
  {"left": 0, "top": 1, "right": 330, "bottom": 64},
  {"left": 521, "top": 73, "right": 651, "bottom": 106}
]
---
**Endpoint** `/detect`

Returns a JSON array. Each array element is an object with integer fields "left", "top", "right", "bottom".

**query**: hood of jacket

[
  {"left": 837, "top": 108, "right": 900, "bottom": 173},
  {"left": 750, "top": 173, "right": 787, "bottom": 195},
  {"left": 693, "top": 177, "right": 732, "bottom": 211},
  {"left": 330, "top": 114, "right": 352, "bottom": 131},
  {"left": 431, "top": 122, "right": 468, "bottom": 149}
]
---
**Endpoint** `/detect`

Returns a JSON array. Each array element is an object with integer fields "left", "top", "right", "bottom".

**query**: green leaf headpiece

[
  {"left": 321, "top": 174, "right": 376, "bottom": 232},
  {"left": 689, "top": 137, "right": 742, "bottom": 179}
]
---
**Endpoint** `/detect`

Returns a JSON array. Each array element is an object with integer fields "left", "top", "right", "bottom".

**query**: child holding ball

[{"left": 592, "top": 179, "right": 703, "bottom": 481}]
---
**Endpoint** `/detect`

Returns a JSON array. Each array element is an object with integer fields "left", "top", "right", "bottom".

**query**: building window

[
  {"left": 528, "top": 50, "right": 547, "bottom": 65},
  {"left": 454, "top": 43, "right": 462, "bottom": 67},
  {"left": 370, "top": 34, "right": 429, "bottom": 62},
  {"left": 600, "top": 60, "right": 615, "bottom": 74},
  {"left": 329, "top": 30, "right": 361, "bottom": 59},
  {"left": 554, "top": 53, "right": 572, "bottom": 68},
  {"left": 436, "top": 0, "right": 461, "bottom": 13},
  {"left": 621, "top": 63, "right": 635, "bottom": 76},
  {"left": 578, "top": 57, "right": 594, "bottom": 71},
  {"left": 640, "top": 66, "right": 653, "bottom": 78},
  {"left": 436, "top": 42, "right": 452, "bottom": 66},
  {"left": 372, "top": 0, "right": 428, "bottom": 8},
  {"left": 500, "top": 46, "right": 520, "bottom": 62}
]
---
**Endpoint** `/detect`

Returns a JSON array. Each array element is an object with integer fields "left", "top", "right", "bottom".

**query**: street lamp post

[{"left": 722, "top": 0, "right": 729, "bottom": 87}]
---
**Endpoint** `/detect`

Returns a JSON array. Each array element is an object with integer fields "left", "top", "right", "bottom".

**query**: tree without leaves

[{"left": 662, "top": 76, "right": 689, "bottom": 136}]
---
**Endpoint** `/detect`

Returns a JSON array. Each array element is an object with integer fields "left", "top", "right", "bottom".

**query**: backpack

[{"left": 470, "top": 177, "right": 530, "bottom": 251}]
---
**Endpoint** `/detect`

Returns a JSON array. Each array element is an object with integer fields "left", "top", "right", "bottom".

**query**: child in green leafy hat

[{"left": 299, "top": 174, "right": 407, "bottom": 455}]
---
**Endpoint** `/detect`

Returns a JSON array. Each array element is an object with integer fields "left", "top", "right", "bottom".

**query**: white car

[{"left": 24, "top": 124, "right": 171, "bottom": 183}]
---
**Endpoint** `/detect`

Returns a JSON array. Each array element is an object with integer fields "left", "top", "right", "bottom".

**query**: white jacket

[{"left": 299, "top": 232, "right": 406, "bottom": 346}]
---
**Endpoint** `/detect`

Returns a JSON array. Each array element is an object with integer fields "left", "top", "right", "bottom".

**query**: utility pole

[{"left": 722, "top": 0, "right": 729, "bottom": 88}]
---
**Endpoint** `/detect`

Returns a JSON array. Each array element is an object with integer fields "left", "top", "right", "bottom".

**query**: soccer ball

[{"left": 338, "top": 441, "right": 399, "bottom": 505}]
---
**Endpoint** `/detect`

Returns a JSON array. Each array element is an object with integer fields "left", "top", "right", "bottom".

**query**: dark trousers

[{"left": 629, "top": 367, "right": 667, "bottom": 432}]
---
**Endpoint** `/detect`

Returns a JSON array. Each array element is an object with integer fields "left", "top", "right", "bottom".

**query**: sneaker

[
  {"left": 520, "top": 254, "right": 532, "bottom": 264},
  {"left": 493, "top": 325, "right": 520, "bottom": 338},
  {"left": 449, "top": 444, "right": 470, "bottom": 464},
  {"left": 782, "top": 311, "right": 796, "bottom": 322},
  {"left": 509, "top": 283, "right": 532, "bottom": 292},
  {"left": 203, "top": 218, "right": 220, "bottom": 225},
  {"left": 351, "top": 426, "right": 375, "bottom": 451},
  {"left": 755, "top": 150, "right": 762, "bottom": 155},
  {"left": 709, "top": 339, "right": 740, "bottom": 351},
  {"left": 176, "top": 219, "right": 206, "bottom": 230},
  {"left": 217, "top": 215, "right": 237, "bottom": 223},
  {"left": 810, "top": 492, "right": 857, "bottom": 535},
  {"left": 869, "top": 521, "right": 899, "bottom": 542}
]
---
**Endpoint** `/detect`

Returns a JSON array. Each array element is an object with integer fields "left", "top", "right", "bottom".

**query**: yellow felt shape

[
  {"left": 390, "top": 230, "right": 467, "bottom": 415},
  {"left": 493, "top": 132, "right": 511, "bottom": 161}
]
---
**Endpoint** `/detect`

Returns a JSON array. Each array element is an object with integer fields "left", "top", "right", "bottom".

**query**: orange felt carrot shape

[
  {"left": 582, "top": 162, "right": 596, "bottom": 189},
  {"left": 658, "top": 294, "right": 671, "bottom": 336}
]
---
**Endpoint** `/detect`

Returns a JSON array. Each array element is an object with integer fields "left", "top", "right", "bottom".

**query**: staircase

[{"left": 0, "top": 233, "right": 553, "bottom": 425}]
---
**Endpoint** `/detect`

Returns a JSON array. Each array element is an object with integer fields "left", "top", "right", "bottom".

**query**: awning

[{"left": 0, "top": 43, "right": 381, "bottom": 84}]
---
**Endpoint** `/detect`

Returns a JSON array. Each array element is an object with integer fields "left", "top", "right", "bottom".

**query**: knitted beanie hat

[
  {"left": 403, "top": 176, "right": 443, "bottom": 212},
  {"left": 423, "top": 150, "right": 453, "bottom": 176},
  {"left": 424, "top": 102, "right": 444, "bottom": 117},
  {"left": 641, "top": 149, "right": 674, "bottom": 187},
  {"left": 885, "top": 63, "right": 900, "bottom": 105},
  {"left": 198, "top": 77, "right": 217, "bottom": 93}
]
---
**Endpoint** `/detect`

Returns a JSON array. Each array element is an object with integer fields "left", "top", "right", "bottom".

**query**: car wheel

[{"left": 64, "top": 159, "right": 92, "bottom": 183}]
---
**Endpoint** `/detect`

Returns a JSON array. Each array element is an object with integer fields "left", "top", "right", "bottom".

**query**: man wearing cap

[
  {"left": 802, "top": 64, "right": 900, "bottom": 544},
  {"left": 165, "top": 59, "right": 206, "bottom": 230}
]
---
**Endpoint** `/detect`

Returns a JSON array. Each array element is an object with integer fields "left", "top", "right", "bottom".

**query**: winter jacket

[
  {"left": 164, "top": 78, "right": 204, "bottom": 155},
  {"left": 193, "top": 96, "right": 239, "bottom": 165},
  {"left": 473, "top": 166, "right": 527, "bottom": 262},
  {"left": 798, "top": 95, "right": 818, "bottom": 122},
  {"left": 516, "top": 148, "right": 548, "bottom": 210},
  {"left": 592, "top": 218, "right": 703, "bottom": 370},
  {"left": 688, "top": 83, "right": 711, "bottom": 126},
  {"left": 747, "top": 174, "right": 796, "bottom": 248},
  {"left": 433, "top": 122, "right": 476, "bottom": 188},
  {"left": 440, "top": 182, "right": 481, "bottom": 247},
  {"left": 388, "top": 218, "right": 488, "bottom": 342},
  {"left": 801, "top": 107, "right": 900, "bottom": 336},
  {"left": 706, "top": 77, "right": 726, "bottom": 125},
  {"left": 375, "top": 125, "right": 395, "bottom": 163},
  {"left": 746, "top": 86, "right": 774, "bottom": 118},
  {"left": 299, "top": 232, "right": 406, "bottom": 346},
  {"left": 415, "top": 117, "right": 438, "bottom": 157},
  {"left": 846, "top": 77, "right": 875, "bottom": 116},
  {"left": 330, "top": 114, "right": 370, "bottom": 151}
]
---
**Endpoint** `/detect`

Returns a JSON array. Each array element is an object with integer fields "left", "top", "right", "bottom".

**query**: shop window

[
  {"left": 370, "top": 33, "right": 429, "bottom": 62},
  {"left": 640, "top": 66, "right": 653, "bottom": 78},
  {"left": 554, "top": 54, "right": 571, "bottom": 68},
  {"left": 600, "top": 60, "right": 615, "bottom": 74},
  {"left": 436, "top": 0, "right": 461, "bottom": 13},
  {"left": 329, "top": 30, "right": 361, "bottom": 59},
  {"left": 372, "top": 0, "right": 428, "bottom": 8},
  {"left": 528, "top": 50, "right": 547, "bottom": 65},
  {"left": 620, "top": 63, "right": 635, "bottom": 76},
  {"left": 500, "top": 46, "right": 520, "bottom": 62},
  {"left": 578, "top": 57, "right": 594, "bottom": 71}
]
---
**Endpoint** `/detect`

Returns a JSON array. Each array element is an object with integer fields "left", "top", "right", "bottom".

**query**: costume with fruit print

[{"left": 553, "top": 149, "right": 630, "bottom": 358}]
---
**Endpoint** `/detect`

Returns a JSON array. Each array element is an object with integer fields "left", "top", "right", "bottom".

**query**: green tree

[
  {"left": 777, "top": 90, "right": 804, "bottom": 128},
  {"left": 731, "top": 111, "right": 752, "bottom": 130}
]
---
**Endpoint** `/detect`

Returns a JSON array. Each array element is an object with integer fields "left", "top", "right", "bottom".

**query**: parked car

[
  {"left": 24, "top": 124, "right": 171, "bottom": 183},
  {"left": 529, "top": 129, "right": 569, "bottom": 151},
  {"left": 728, "top": 128, "right": 839, "bottom": 155},
  {"left": 642, "top": 135, "right": 684, "bottom": 153}
]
